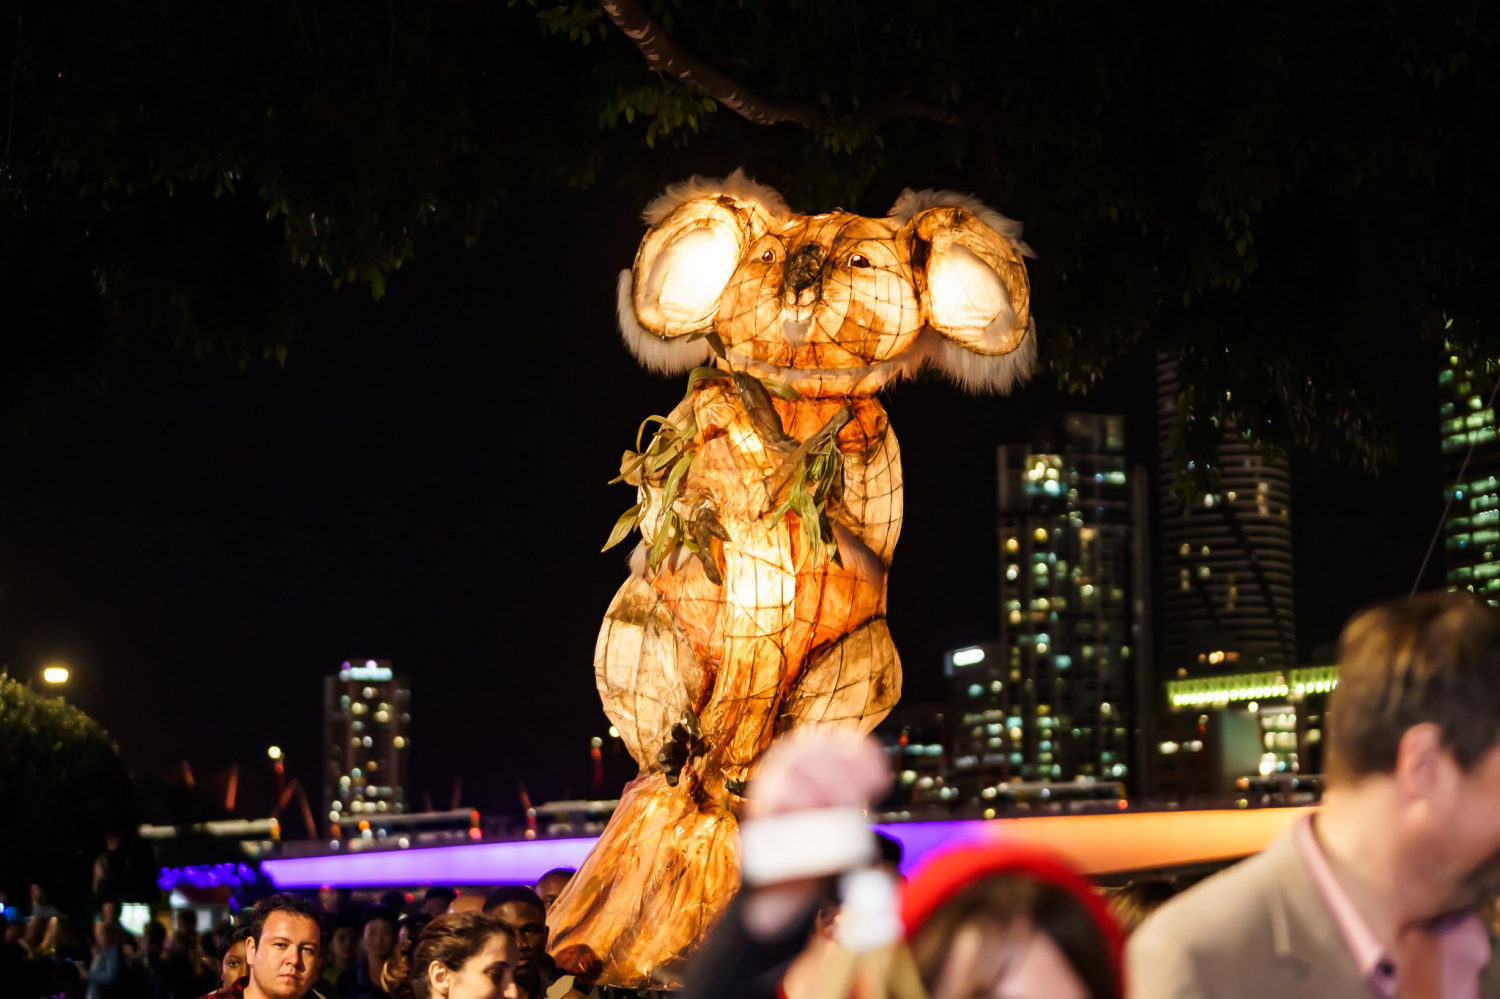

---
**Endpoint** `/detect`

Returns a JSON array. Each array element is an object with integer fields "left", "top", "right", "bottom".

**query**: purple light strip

[
  {"left": 260, "top": 823, "right": 976, "bottom": 889},
  {"left": 262, "top": 838, "right": 598, "bottom": 888}
]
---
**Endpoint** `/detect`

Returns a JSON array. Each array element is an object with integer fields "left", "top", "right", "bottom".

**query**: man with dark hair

[
  {"left": 420, "top": 888, "right": 456, "bottom": 921},
  {"left": 1131, "top": 592, "right": 1500, "bottom": 997},
  {"left": 335, "top": 907, "right": 396, "bottom": 999},
  {"left": 204, "top": 893, "right": 324, "bottom": 999},
  {"left": 532, "top": 872, "right": 573, "bottom": 913},
  {"left": 484, "top": 888, "right": 589, "bottom": 999}
]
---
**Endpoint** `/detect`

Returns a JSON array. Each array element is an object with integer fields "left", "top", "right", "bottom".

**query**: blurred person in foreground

[
  {"left": 204, "top": 893, "right": 324, "bottom": 999},
  {"left": 1107, "top": 877, "right": 1180, "bottom": 936},
  {"left": 381, "top": 912, "right": 519, "bottom": 999},
  {"left": 680, "top": 731, "right": 1122, "bottom": 999},
  {"left": 339, "top": 907, "right": 399, "bottom": 999},
  {"left": 483, "top": 889, "right": 592, "bottom": 999},
  {"left": 1130, "top": 592, "right": 1500, "bottom": 997}
]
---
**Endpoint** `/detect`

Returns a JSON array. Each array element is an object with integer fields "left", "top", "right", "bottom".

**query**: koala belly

[{"left": 598, "top": 386, "right": 904, "bottom": 787}]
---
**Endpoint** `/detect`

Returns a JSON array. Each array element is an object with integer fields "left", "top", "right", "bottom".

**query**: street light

[
  {"left": 267, "top": 746, "right": 283, "bottom": 761},
  {"left": 42, "top": 665, "right": 70, "bottom": 685}
]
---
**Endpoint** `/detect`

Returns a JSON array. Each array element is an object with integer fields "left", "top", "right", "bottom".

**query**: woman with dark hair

[
  {"left": 217, "top": 924, "right": 254, "bottom": 990},
  {"left": 381, "top": 912, "right": 520, "bottom": 999}
]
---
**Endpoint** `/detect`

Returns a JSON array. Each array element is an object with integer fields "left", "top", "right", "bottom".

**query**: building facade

[
  {"left": 1155, "top": 664, "right": 1335, "bottom": 801},
  {"left": 1439, "top": 349, "right": 1500, "bottom": 598},
  {"left": 1156, "top": 359, "right": 1297, "bottom": 674},
  {"left": 322, "top": 659, "right": 410, "bottom": 838},
  {"left": 948, "top": 413, "right": 1148, "bottom": 800}
]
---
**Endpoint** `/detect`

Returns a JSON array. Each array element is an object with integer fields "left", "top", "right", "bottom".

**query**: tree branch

[
  {"left": 598, "top": 0, "right": 974, "bottom": 134},
  {"left": 599, "top": 0, "right": 826, "bottom": 129},
  {"left": 5, "top": 9, "right": 20, "bottom": 165}
]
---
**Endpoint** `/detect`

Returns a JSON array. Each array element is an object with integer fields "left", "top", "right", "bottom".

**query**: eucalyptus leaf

[
  {"left": 662, "top": 450, "right": 695, "bottom": 509},
  {"left": 647, "top": 510, "right": 680, "bottom": 572},
  {"left": 601, "top": 503, "right": 642, "bottom": 552},
  {"left": 758, "top": 376, "right": 802, "bottom": 401}
]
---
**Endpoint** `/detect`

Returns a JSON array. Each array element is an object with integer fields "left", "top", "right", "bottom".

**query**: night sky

[{"left": 0, "top": 180, "right": 1447, "bottom": 825}]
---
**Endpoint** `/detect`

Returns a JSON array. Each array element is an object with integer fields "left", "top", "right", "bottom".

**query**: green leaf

[
  {"left": 661, "top": 450, "right": 695, "bottom": 510},
  {"left": 601, "top": 503, "right": 642, "bottom": 551},
  {"left": 758, "top": 376, "right": 802, "bottom": 401},
  {"left": 648, "top": 510, "right": 680, "bottom": 572},
  {"left": 684, "top": 365, "right": 731, "bottom": 394},
  {"left": 609, "top": 450, "right": 646, "bottom": 485}
]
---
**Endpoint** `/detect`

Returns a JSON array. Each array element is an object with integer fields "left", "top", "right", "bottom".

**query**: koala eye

[
  {"left": 849, "top": 253, "right": 871, "bottom": 268},
  {"left": 761, "top": 249, "right": 775, "bottom": 263}
]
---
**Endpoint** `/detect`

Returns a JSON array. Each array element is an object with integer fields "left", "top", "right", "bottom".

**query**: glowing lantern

[{"left": 548, "top": 171, "right": 1034, "bottom": 987}]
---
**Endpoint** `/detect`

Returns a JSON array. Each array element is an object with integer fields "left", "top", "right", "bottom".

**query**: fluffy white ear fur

[
  {"left": 887, "top": 188, "right": 1034, "bottom": 258},
  {"left": 617, "top": 270, "right": 713, "bottom": 375},
  {"left": 642, "top": 167, "right": 792, "bottom": 226},
  {"left": 918, "top": 317, "right": 1037, "bottom": 394}
]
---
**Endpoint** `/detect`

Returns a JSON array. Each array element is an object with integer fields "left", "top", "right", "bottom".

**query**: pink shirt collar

[{"left": 1295, "top": 813, "right": 1491, "bottom": 999}]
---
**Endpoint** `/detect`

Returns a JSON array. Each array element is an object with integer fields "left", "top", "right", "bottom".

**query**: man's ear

[
  {"left": 1394, "top": 722, "right": 1448, "bottom": 801},
  {"left": 619, "top": 169, "right": 788, "bottom": 374},
  {"left": 891, "top": 189, "right": 1035, "bottom": 393},
  {"left": 243, "top": 936, "right": 257, "bottom": 968}
]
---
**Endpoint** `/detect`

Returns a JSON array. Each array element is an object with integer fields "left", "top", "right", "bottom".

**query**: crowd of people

[
  {"left": 0, "top": 871, "right": 583, "bottom": 999},
  {"left": 9, "top": 590, "right": 1500, "bottom": 998}
]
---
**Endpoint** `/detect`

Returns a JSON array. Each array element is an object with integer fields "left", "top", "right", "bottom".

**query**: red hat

[{"left": 900, "top": 838, "right": 1124, "bottom": 995}]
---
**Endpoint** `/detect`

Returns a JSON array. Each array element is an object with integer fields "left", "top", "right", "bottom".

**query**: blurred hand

[{"left": 748, "top": 730, "right": 891, "bottom": 819}]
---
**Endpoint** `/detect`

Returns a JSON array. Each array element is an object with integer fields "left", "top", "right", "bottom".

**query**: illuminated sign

[
  {"left": 951, "top": 648, "right": 986, "bottom": 667},
  {"left": 340, "top": 659, "right": 393, "bottom": 682},
  {"left": 1167, "top": 665, "right": 1340, "bottom": 708}
]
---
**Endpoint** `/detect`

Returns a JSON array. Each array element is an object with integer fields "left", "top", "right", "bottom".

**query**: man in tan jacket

[{"left": 1130, "top": 592, "right": 1500, "bottom": 998}]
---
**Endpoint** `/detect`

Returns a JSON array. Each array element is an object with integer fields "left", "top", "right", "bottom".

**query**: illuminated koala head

[{"left": 618, "top": 170, "right": 1035, "bottom": 397}]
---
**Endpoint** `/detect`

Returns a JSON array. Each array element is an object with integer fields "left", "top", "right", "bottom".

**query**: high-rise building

[
  {"left": 1156, "top": 359, "right": 1296, "bottom": 674},
  {"left": 322, "top": 659, "right": 410, "bottom": 835},
  {"left": 949, "top": 413, "right": 1148, "bottom": 798},
  {"left": 1439, "top": 349, "right": 1500, "bottom": 598}
]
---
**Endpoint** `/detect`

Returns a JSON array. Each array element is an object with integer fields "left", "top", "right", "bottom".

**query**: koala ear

[
  {"left": 891, "top": 189, "right": 1035, "bottom": 393},
  {"left": 620, "top": 170, "right": 788, "bottom": 374}
]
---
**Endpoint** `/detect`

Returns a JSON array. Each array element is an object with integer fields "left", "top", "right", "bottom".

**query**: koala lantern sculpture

[{"left": 547, "top": 172, "right": 1035, "bottom": 988}]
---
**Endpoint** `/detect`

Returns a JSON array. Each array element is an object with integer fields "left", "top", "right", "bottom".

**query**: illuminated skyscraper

[
  {"left": 322, "top": 659, "right": 410, "bottom": 836},
  {"left": 1156, "top": 359, "right": 1296, "bottom": 674},
  {"left": 949, "top": 413, "right": 1148, "bottom": 797},
  {"left": 1439, "top": 349, "right": 1500, "bottom": 598}
]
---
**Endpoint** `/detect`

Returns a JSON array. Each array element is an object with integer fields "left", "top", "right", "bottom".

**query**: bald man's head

[{"left": 446, "top": 893, "right": 486, "bottom": 915}]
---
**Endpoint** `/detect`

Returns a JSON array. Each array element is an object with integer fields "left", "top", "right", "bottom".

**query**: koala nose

[{"left": 782, "top": 244, "right": 827, "bottom": 304}]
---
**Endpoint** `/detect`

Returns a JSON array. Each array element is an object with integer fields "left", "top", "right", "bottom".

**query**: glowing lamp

[
  {"left": 42, "top": 666, "right": 69, "bottom": 685},
  {"left": 552, "top": 172, "right": 1036, "bottom": 988},
  {"left": 267, "top": 746, "right": 283, "bottom": 761}
]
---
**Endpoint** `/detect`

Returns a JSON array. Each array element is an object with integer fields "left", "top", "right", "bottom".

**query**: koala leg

[{"left": 777, "top": 616, "right": 902, "bottom": 736}]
